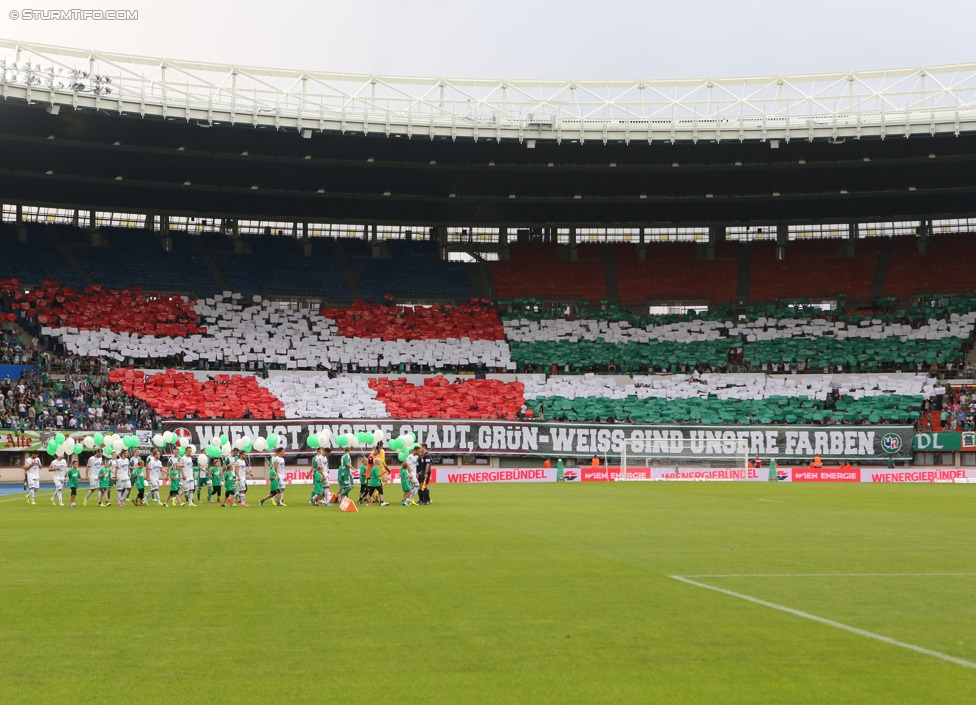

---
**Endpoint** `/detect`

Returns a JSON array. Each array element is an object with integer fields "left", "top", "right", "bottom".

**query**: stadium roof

[
  {"left": 4, "top": 39, "right": 976, "bottom": 143},
  {"left": 2, "top": 38, "right": 976, "bottom": 228}
]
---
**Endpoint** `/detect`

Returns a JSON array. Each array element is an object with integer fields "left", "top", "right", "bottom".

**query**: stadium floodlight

[{"left": 45, "top": 104, "right": 60, "bottom": 115}]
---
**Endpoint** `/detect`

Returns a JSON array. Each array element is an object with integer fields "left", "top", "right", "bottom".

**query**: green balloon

[
  {"left": 266, "top": 433, "right": 279, "bottom": 448},
  {"left": 177, "top": 446, "right": 186, "bottom": 458},
  {"left": 219, "top": 434, "right": 229, "bottom": 446},
  {"left": 46, "top": 440, "right": 58, "bottom": 456},
  {"left": 397, "top": 450, "right": 409, "bottom": 463},
  {"left": 243, "top": 440, "right": 253, "bottom": 453},
  {"left": 364, "top": 432, "right": 375, "bottom": 446},
  {"left": 73, "top": 445, "right": 83, "bottom": 455},
  {"left": 335, "top": 435, "right": 348, "bottom": 447},
  {"left": 389, "top": 438, "right": 402, "bottom": 451},
  {"left": 93, "top": 433, "right": 104, "bottom": 446},
  {"left": 307, "top": 435, "right": 320, "bottom": 449},
  {"left": 206, "top": 445, "right": 220, "bottom": 458},
  {"left": 55, "top": 432, "right": 66, "bottom": 445}
]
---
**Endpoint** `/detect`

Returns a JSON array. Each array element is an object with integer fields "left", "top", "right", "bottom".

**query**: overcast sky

[{"left": 2, "top": 0, "right": 974, "bottom": 80}]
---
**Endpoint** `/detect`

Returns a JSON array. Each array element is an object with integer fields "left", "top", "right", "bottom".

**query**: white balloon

[
  {"left": 253, "top": 437, "right": 268, "bottom": 452},
  {"left": 210, "top": 436, "right": 221, "bottom": 447},
  {"left": 112, "top": 438, "right": 124, "bottom": 453},
  {"left": 234, "top": 437, "right": 247, "bottom": 450},
  {"left": 83, "top": 436, "right": 95, "bottom": 449},
  {"left": 197, "top": 454, "right": 208, "bottom": 467},
  {"left": 373, "top": 430, "right": 385, "bottom": 443},
  {"left": 177, "top": 437, "right": 188, "bottom": 447},
  {"left": 221, "top": 442, "right": 232, "bottom": 456},
  {"left": 162, "top": 431, "right": 174, "bottom": 444},
  {"left": 152, "top": 434, "right": 165, "bottom": 448},
  {"left": 56, "top": 447, "right": 66, "bottom": 458},
  {"left": 317, "top": 431, "right": 330, "bottom": 447},
  {"left": 63, "top": 438, "right": 75, "bottom": 454}
]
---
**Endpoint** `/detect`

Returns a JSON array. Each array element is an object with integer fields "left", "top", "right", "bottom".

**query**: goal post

[{"left": 617, "top": 435, "right": 750, "bottom": 481}]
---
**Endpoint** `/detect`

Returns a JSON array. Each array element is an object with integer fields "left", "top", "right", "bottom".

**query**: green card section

[
  {"left": 527, "top": 394, "right": 925, "bottom": 425},
  {"left": 510, "top": 336, "right": 965, "bottom": 371}
]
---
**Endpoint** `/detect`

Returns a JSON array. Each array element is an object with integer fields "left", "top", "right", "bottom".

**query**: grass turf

[{"left": 2, "top": 482, "right": 976, "bottom": 704}]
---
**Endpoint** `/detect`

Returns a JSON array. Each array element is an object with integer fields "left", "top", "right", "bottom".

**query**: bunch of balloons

[
  {"left": 331, "top": 429, "right": 385, "bottom": 449},
  {"left": 52, "top": 432, "right": 142, "bottom": 457}
]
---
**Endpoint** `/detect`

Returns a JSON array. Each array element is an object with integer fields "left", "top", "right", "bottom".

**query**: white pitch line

[
  {"left": 670, "top": 575, "right": 976, "bottom": 670},
  {"left": 0, "top": 490, "right": 54, "bottom": 504},
  {"left": 682, "top": 573, "right": 976, "bottom": 578}
]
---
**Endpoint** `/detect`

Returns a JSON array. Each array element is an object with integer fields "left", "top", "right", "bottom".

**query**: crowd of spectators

[
  {"left": 0, "top": 331, "right": 40, "bottom": 365},
  {"left": 940, "top": 387, "right": 976, "bottom": 432},
  {"left": 0, "top": 369, "right": 157, "bottom": 432}
]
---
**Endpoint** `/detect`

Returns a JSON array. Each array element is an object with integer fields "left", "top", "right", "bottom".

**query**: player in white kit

[
  {"left": 24, "top": 452, "right": 41, "bottom": 504},
  {"left": 236, "top": 450, "right": 251, "bottom": 507},
  {"left": 147, "top": 449, "right": 164, "bottom": 506},
  {"left": 50, "top": 455, "right": 67, "bottom": 506},
  {"left": 84, "top": 448, "right": 103, "bottom": 506},
  {"left": 406, "top": 448, "right": 420, "bottom": 506},
  {"left": 114, "top": 449, "right": 132, "bottom": 507},
  {"left": 180, "top": 451, "right": 197, "bottom": 507}
]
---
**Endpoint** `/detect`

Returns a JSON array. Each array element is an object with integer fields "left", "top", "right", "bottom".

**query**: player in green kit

[
  {"left": 214, "top": 450, "right": 234, "bottom": 503},
  {"left": 194, "top": 455, "right": 208, "bottom": 503},
  {"left": 368, "top": 458, "right": 388, "bottom": 506},
  {"left": 260, "top": 447, "right": 285, "bottom": 507},
  {"left": 131, "top": 459, "right": 146, "bottom": 506},
  {"left": 167, "top": 462, "right": 182, "bottom": 507},
  {"left": 98, "top": 462, "right": 112, "bottom": 507},
  {"left": 222, "top": 463, "right": 237, "bottom": 506},
  {"left": 311, "top": 453, "right": 327, "bottom": 506},
  {"left": 337, "top": 452, "right": 354, "bottom": 502},
  {"left": 67, "top": 458, "right": 81, "bottom": 507},
  {"left": 399, "top": 462, "right": 412, "bottom": 506},
  {"left": 357, "top": 455, "right": 371, "bottom": 504}
]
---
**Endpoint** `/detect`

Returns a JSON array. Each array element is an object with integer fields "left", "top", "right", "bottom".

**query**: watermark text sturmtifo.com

[{"left": 9, "top": 9, "right": 138, "bottom": 20}]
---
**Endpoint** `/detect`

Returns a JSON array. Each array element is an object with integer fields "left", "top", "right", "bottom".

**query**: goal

[{"left": 617, "top": 435, "right": 750, "bottom": 481}]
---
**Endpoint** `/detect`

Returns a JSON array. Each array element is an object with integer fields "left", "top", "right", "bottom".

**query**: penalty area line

[{"left": 670, "top": 574, "right": 976, "bottom": 670}]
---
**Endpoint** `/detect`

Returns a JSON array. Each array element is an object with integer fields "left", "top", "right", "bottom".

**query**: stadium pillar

[
  {"left": 499, "top": 226, "right": 508, "bottom": 246},
  {"left": 842, "top": 223, "right": 856, "bottom": 258},
  {"left": 88, "top": 210, "right": 95, "bottom": 230},
  {"left": 145, "top": 214, "right": 155, "bottom": 231},
  {"left": 776, "top": 224, "right": 788, "bottom": 260},
  {"left": 15, "top": 204, "right": 23, "bottom": 222},
  {"left": 916, "top": 220, "right": 931, "bottom": 255},
  {"left": 72, "top": 210, "right": 79, "bottom": 228},
  {"left": 568, "top": 227, "right": 578, "bottom": 262}
]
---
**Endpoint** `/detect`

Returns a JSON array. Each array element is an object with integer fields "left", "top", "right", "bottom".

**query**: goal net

[{"left": 617, "top": 435, "right": 750, "bottom": 481}]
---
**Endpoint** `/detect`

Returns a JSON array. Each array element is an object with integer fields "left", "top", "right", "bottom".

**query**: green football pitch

[{"left": 3, "top": 482, "right": 976, "bottom": 704}]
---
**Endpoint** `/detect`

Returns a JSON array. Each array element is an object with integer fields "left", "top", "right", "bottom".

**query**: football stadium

[{"left": 3, "top": 36, "right": 976, "bottom": 703}]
